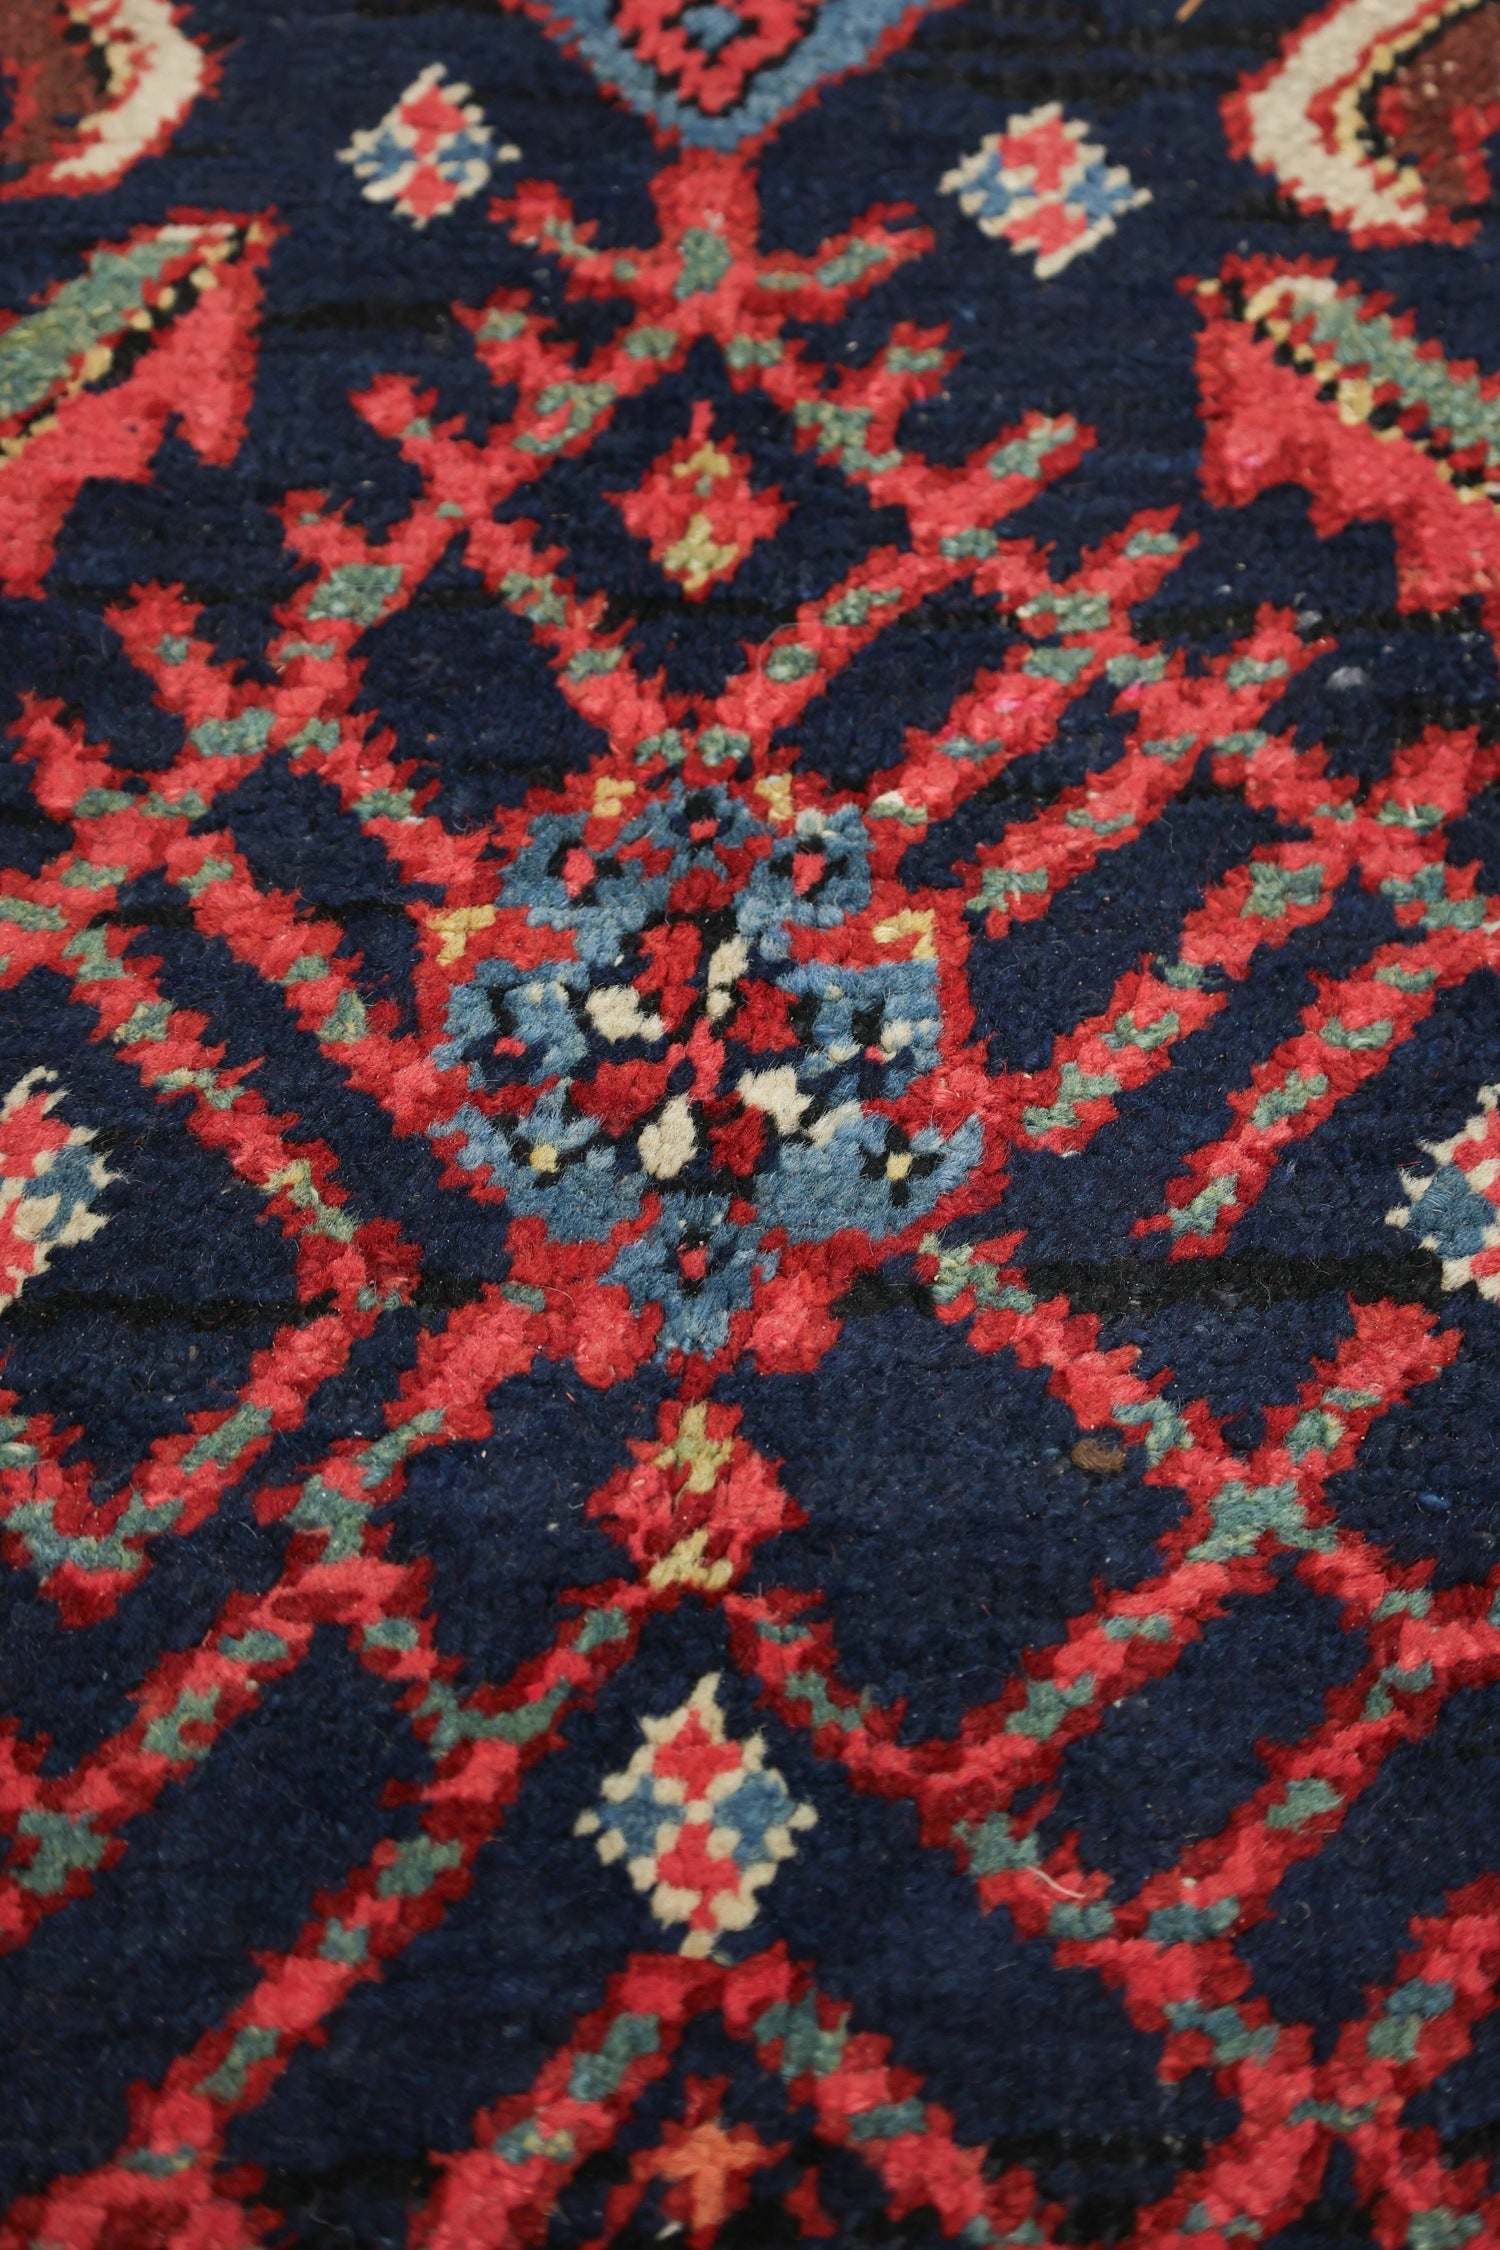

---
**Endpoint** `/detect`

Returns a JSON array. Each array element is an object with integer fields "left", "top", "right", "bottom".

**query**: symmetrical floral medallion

[{"left": 430, "top": 778, "right": 983, "bottom": 1363}]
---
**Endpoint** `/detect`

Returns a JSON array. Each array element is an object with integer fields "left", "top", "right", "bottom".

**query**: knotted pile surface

[{"left": 3, "top": 0, "right": 1500, "bottom": 2243}]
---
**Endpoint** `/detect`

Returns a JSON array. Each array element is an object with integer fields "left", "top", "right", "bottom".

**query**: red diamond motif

[{"left": 614, "top": 400, "right": 787, "bottom": 597}]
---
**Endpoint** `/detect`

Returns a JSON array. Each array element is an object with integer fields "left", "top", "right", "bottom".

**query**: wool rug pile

[{"left": 3, "top": 0, "right": 1500, "bottom": 2242}]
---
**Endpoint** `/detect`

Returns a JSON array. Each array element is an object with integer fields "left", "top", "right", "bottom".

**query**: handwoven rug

[{"left": 4, "top": 0, "right": 1500, "bottom": 2243}]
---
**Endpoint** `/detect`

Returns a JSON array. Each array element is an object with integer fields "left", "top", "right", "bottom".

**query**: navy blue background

[{"left": 2, "top": 0, "right": 1500, "bottom": 2238}]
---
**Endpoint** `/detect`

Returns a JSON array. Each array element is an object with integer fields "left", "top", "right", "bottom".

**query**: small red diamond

[{"left": 614, "top": 401, "right": 787, "bottom": 598}]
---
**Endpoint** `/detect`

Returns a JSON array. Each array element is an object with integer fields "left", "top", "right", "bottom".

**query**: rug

[{"left": 3, "top": 0, "right": 1500, "bottom": 2242}]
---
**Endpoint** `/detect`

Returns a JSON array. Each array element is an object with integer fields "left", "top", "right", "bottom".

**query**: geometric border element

[{"left": 496, "top": 0, "right": 956, "bottom": 148}]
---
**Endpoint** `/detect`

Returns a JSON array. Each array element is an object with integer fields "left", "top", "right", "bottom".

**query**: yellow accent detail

[
  {"left": 647, "top": 1528, "right": 735, "bottom": 1594},
  {"left": 1337, "top": 377, "right": 1372, "bottom": 429},
  {"left": 673, "top": 439, "right": 735, "bottom": 492},
  {"left": 662, "top": 511, "right": 739, "bottom": 593},
  {"left": 654, "top": 1401, "right": 734, "bottom": 1494},
  {"left": 755, "top": 773, "right": 794, "bottom": 824},
  {"left": 873, "top": 907, "right": 937, "bottom": 960},
  {"left": 428, "top": 904, "right": 496, "bottom": 966},
  {"left": 592, "top": 774, "right": 637, "bottom": 819}
]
